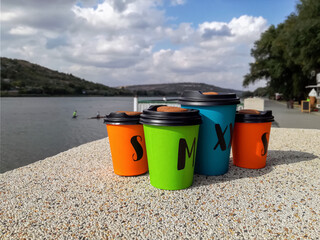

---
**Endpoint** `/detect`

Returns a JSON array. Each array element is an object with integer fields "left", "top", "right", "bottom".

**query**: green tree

[
  {"left": 1, "top": 81, "right": 12, "bottom": 91},
  {"left": 243, "top": 0, "right": 320, "bottom": 100},
  {"left": 253, "top": 87, "right": 269, "bottom": 97},
  {"left": 241, "top": 91, "right": 254, "bottom": 98}
]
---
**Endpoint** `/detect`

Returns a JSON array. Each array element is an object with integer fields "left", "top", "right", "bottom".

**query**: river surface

[{"left": 0, "top": 97, "right": 133, "bottom": 173}]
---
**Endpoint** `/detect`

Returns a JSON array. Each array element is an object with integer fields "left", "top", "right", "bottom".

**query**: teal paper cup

[
  {"left": 179, "top": 91, "right": 240, "bottom": 175},
  {"left": 140, "top": 105, "right": 201, "bottom": 190}
]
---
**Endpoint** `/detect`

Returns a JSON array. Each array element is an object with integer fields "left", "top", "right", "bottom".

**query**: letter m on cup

[{"left": 177, "top": 138, "right": 196, "bottom": 170}]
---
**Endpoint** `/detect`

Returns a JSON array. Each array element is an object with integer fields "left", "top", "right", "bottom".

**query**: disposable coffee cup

[
  {"left": 232, "top": 109, "right": 274, "bottom": 169},
  {"left": 179, "top": 91, "right": 240, "bottom": 175},
  {"left": 140, "top": 105, "right": 202, "bottom": 190},
  {"left": 104, "top": 111, "right": 148, "bottom": 176}
]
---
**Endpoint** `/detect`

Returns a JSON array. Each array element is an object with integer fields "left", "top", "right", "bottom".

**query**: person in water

[
  {"left": 73, "top": 110, "right": 77, "bottom": 118},
  {"left": 96, "top": 111, "right": 100, "bottom": 118}
]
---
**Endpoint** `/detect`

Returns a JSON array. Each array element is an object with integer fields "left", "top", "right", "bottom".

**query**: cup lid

[
  {"left": 140, "top": 105, "right": 202, "bottom": 126},
  {"left": 179, "top": 90, "right": 240, "bottom": 106},
  {"left": 104, "top": 111, "right": 141, "bottom": 125},
  {"left": 235, "top": 109, "right": 274, "bottom": 123}
]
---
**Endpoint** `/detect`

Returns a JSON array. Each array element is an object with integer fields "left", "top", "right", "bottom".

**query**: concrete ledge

[{"left": 1, "top": 128, "right": 320, "bottom": 239}]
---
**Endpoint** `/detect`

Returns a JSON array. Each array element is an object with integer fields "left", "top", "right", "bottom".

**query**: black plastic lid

[
  {"left": 140, "top": 105, "right": 202, "bottom": 126},
  {"left": 104, "top": 111, "right": 141, "bottom": 125},
  {"left": 179, "top": 90, "right": 240, "bottom": 106},
  {"left": 235, "top": 110, "right": 274, "bottom": 123}
]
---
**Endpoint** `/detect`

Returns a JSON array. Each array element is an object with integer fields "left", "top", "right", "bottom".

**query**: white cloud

[
  {"left": 170, "top": 0, "right": 186, "bottom": 6},
  {"left": 72, "top": 0, "right": 164, "bottom": 31},
  {"left": 197, "top": 15, "right": 267, "bottom": 48},
  {"left": 0, "top": 12, "right": 19, "bottom": 21},
  {"left": 150, "top": 15, "right": 267, "bottom": 89},
  {"left": 1, "top": 0, "right": 268, "bottom": 91},
  {"left": 228, "top": 15, "right": 267, "bottom": 42},
  {"left": 9, "top": 26, "right": 38, "bottom": 35},
  {"left": 165, "top": 23, "right": 195, "bottom": 44}
]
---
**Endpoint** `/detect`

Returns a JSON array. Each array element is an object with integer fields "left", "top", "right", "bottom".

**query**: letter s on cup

[
  {"left": 261, "top": 132, "right": 269, "bottom": 156},
  {"left": 131, "top": 135, "right": 144, "bottom": 161},
  {"left": 256, "top": 132, "right": 269, "bottom": 157}
]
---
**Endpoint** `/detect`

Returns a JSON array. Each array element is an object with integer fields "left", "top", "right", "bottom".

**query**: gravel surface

[{"left": 1, "top": 128, "right": 319, "bottom": 239}]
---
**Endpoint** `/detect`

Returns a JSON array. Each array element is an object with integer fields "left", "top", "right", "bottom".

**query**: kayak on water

[{"left": 88, "top": 116, "right": 106, "bottom": 119}]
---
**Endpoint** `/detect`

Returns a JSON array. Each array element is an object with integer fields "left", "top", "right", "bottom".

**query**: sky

[{"left": 1, "top": 0, "right": 297, "bottom": 91}]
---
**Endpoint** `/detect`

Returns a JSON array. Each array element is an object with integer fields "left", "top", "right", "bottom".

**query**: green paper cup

[{"left": 140, "top": 105, "right": 202, "bottom": 190}]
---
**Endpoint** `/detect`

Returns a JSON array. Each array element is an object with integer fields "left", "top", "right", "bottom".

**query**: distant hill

[
  {"left": 122, "top": 82, "right": 243, "bottom": 97},
  {"left": 1, "top": 57, "right": 243, "bottom": 97},
  {"left": 0, "top": 57, "right": 131, "bottom": 96}
]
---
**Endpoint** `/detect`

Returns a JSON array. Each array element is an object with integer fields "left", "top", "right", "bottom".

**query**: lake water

[{"left": 0, "top": 97, "right": 133, "bottom": 173}]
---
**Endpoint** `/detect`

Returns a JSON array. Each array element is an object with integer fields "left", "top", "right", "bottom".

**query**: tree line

[
  {"left": 243, "top": 0, "right": 320, "bottom": 101},
  {"left": 0, "top": 58, "right": 131, "bottom": 96}
]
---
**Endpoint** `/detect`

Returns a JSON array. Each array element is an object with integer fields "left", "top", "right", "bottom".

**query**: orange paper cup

[
  {"left": 105, "top": 111, "right": 148, "bottom": 176},
  {"left": 232, "top": 110, "right": 274, "bottom": 169}
]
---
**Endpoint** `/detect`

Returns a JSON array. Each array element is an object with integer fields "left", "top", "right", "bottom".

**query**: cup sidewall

[
  {"left": 232, "top": 122, "right": 272, "bottom": 169},
  {"left": 182, "top": 104, "right": 237, "bottom": 175},
  {"left": 106, "top": 124, "right": 148, "bottom": 176},
  {"left": 143, "top": 124, "right": 199, "bottom": 190}
]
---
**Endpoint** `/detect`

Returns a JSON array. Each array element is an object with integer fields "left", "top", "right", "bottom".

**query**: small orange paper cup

[
  {"left": 105, "top": 111, "right": 148, "bottom": 176},
  {"left": 232, "top": 110, "right": 274, "bottom": 169}
]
